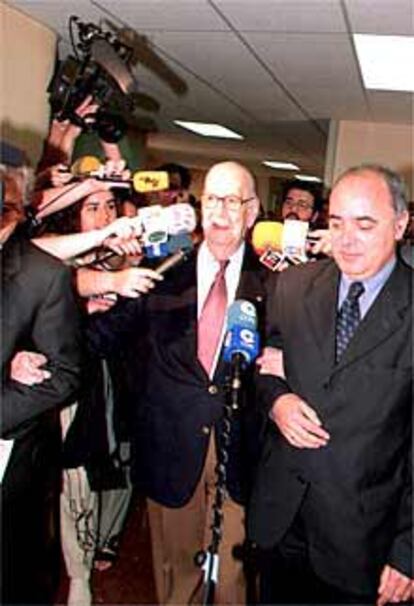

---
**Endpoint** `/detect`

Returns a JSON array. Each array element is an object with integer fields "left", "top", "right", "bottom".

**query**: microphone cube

[
  {"left": 227, "top": 300, "right": 257, "bottom": 330},
  {"left": 223, "top": 325, "right": 260, "bottom": 365}
]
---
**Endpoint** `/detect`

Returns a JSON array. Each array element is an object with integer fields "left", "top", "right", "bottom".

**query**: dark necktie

[
  {"left": 197, "top": 261, "right": 228, "bottom": 375},
  {"left": 335, "top": 281, "right": 365, "bottom": 362}
]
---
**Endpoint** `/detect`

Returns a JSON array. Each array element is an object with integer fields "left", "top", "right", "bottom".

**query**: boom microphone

[{"left": 223, "top": 300, "right": 260, "bottom": 410}]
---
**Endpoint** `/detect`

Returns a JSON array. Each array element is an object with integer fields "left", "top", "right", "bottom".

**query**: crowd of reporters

[{"left": 1, "top": 92, "right": 413, "bottom": 606}]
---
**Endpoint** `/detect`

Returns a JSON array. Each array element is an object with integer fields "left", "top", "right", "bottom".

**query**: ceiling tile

[
  {"left": 8, "top": 1, "right": 104, "bottom": 39},
  {"left": 93, "top": 0, "right": 229, "bottom": 31},
  {"left": 246, "top": 32, "right": 369, "bottom": 118},
  {"left": 146, "top": 31, "right": 307, "bottom": 120},
  {"left": 345, "top": 0, "right": 414, "bottom": 35},
  {"left": 214, "top": 0, "right": 347, "bottom": 32}
]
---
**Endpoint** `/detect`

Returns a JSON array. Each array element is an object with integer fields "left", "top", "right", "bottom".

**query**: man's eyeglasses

[
  {"left": 201, "top": 193, "right": 255, "bottom": 212},
  {"left": 283, "top": 198, "right": 314, "bottom": 211}
]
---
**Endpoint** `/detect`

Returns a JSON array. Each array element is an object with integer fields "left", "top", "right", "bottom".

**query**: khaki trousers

[{"left": 148, "top": 436, "right": 246, "bottom": 605}]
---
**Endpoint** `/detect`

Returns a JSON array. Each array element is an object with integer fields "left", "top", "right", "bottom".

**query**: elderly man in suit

[
  {"left": 1, "top": 159, "right": 82, "bottom": 603},
  {"left": 249, "top": 165, "right": 412, "bottom": 605},
  {"left": 87, "top": 161, "right": 267, "bottom": 604}
]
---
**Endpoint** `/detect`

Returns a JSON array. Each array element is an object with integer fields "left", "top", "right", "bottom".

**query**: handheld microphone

[
  {"left": 251, "top": 221, "right": 284, "bottom": 255},
  {"left": 141, "top": 203, "right": 197, "bottom": 257},
  {"left": 71, "top": 156, "right": 170, "bottom": 193},
  {"left": 163, "top": 202, "right": 197, "bottom": 236},
  {"left": 252, "top": 220, "right": 309, "bottom": 271},
  {"left": 223, "top": 300, "right": 260, "bottom": 410},
  {"left": 155, "top": 234, "right": 193, "bottom": 275},
  {"left": 33, "top": 166, "right": 171, "bottom": 222}
]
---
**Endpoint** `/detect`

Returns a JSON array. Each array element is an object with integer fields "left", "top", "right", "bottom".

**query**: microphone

[
  {"left": 223, "top": 300, "right": 260, "bottom": 410},
  {"left": 33, "top": 164, "right": 171, "bottom": 222},
  {"left": 155, "top": 234, "right": 193, "bottom": 275},
  {"left": 252, "top": 220, "right": 309, "bottom": 271},
  {"left": 251, "top": 221, "right": 284, "bottom": 255},
  {"left": 140, "top": 203, "right": 197, "bottom": 257},
  {"left": 82, "top": 233, "right": 193, "bottom": 275},
  {"left": 71, "top": 156, "right": 170, "bottom": 193},
  {"left": 163, "top": 203, "right": 197, "bottom": 236}
]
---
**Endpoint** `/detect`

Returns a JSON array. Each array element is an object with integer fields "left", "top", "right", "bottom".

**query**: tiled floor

[{"left": 56, "top": 495, "right": 157, "bottom": 605}]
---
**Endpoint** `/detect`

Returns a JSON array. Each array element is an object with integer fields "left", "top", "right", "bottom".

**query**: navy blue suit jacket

[{"left": 87, "top": 244, "right": 269, "bottom": 506}]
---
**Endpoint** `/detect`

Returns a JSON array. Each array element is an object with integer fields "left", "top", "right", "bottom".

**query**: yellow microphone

[
  {"left": 33, "top": 159, "right": 170, "bottom": 221},
  {"left": 132, "top": 171, "right": 169, "bottom": 193},
  {"left": 251, "top": 221, "right": 284, "bottom": 255},
  {"left": 71, "top": 156, "right": 170, "bottom": 193},
  {"left": 71, "top": 155, "right": 102, "bottom": 176}
]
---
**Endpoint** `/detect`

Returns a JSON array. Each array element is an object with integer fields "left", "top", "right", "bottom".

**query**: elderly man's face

[
  {"left": 201, "top": 164, "right": 259, "bottom": 260},
  {"left": 329, "top": 171, "right": 408, "bottom": 280}
]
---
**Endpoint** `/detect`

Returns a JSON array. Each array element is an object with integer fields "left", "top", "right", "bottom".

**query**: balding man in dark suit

[
  {"left": 249, "top": 165, "right": 412, "bottom": 605},
  {"left": 87, "top": 161, "right": 268, "bottom": 604}
]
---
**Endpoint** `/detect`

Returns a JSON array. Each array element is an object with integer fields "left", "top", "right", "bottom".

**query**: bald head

[
  {"left": 204, "top": 161, "right": 257, "bottom": 199},
  {"left": 329, "top": 165, "right": 409, "bottom": 280},
  {"left": 201, "top": 161, "right": 259, "bottom": 260}
]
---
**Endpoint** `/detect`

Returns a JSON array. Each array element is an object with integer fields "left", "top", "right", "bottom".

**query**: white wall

[
  {"left": 325, "top": 119, "right": 413, "bottom": 199},
  {"left": 0, "top": 3, "right": 56, "bottom": 165}
]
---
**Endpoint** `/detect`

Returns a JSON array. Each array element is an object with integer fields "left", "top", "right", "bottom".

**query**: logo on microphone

[{"left": 223, "top": 300, "right": 260, "bottom": 366}]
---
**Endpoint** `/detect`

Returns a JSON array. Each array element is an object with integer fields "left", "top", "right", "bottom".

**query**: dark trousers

[
  {"left": 259, "top": 515, "right": 374, "bottom": 605},
  {"left": 1, "top": 419, "right": 61, "bottom": 605}
]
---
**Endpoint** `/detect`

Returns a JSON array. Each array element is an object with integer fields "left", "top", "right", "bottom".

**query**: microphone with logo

[
  {"left": 252, "top": 219, "right": 309, "bottom": 271},
  {"left": 195, "top": 300, "right": 259, "bottom": 605},
  {"left": 140, "top": 202, "right": 196, "bottom": 258},
  {"left": 132, "top": 202, "right": 196, "bottom": 274},
  {"left": 71, "top": 156, "right": 170, "bottom": 193},
  {"left": 223, "top": 299, "right": 260, "bottom": 411}
]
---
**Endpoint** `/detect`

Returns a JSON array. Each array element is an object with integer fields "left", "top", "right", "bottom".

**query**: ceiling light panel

[
  {"left": 174, "top": 121, "right": 243, "bottom": 139},
  {"left": 354, "top": 34, "right": 414, "bottom": 92},
  {"left": 262, "top": 161, "right": 299, "bottom": 170}
]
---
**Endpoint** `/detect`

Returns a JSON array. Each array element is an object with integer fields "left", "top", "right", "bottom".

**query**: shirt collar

[
  {"left": 198, "top": 240, "right": 245, "bottom": 269},
  {"left": 339, "top": 255, "right": 397, "bottom": 312}
]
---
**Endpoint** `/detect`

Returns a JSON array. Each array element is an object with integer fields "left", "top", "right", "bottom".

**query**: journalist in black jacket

[{"left": 1, "top": 225, "right": 82, "bottom": 604}]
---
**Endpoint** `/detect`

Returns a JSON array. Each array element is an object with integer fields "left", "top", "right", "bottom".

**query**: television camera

[{"left": 47, "top": 16, "right": 138, "bottom": 143}]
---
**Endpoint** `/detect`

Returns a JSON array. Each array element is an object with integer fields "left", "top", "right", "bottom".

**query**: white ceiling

[{"left": 7, "top": 0, "right": 414, "bottom": 178}]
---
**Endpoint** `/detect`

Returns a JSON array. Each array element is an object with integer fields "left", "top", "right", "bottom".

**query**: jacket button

[
  {"left": 208, "top": 385, "right": 218, "bottom": 395},
  {"left": 201, "top": 425, "right": 210, "bottom": 435}
]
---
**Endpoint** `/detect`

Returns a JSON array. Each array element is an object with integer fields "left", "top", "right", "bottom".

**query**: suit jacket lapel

[
  {"left": 235, "top": 244, "right": 266, "bottom": 304},
  {"left": 332, "top": 261, "right": 411, "bottom": 374},
  {"left": 304, "top": 261, "right": 339, "bottom": 369}
]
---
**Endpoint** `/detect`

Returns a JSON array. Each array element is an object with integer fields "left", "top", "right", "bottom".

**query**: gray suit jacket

[{"left": 249, "top": 257, "right": 412, "bottom": 596}]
